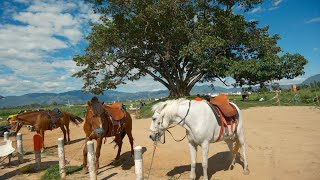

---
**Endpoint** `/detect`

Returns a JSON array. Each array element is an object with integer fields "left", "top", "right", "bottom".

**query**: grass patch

[
  {"left": 19, "top": 165, "right": 37, "bottom": 174},
  {"left": 41, "top": 164, "right": 82, "bottom": 180}
]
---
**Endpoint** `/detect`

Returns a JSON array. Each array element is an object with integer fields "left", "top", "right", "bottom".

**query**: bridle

[
  {"left": 86, "top": 105, "right": 112, "bottom": 140},
  {"left": 154, "top": 100, "right": 191, "bottom": 144}
]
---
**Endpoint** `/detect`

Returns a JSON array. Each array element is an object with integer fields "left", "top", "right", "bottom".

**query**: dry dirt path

[{"left": 1, "top": 106, "right": 320, "bottom": 180}]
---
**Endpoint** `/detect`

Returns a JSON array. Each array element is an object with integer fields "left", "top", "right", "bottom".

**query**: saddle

[
  {"left": 208, "top": 94, "right": 238, "bottom": 141},
  {"left": 47, "top": 108, "right": 63, "bottom": 129},
  {"left": 103, "top": 103, "right": 127, "bottom": 138},
  {"left": 210, "top": 94, "right": 236, "bottom": 117},
  {"left": 103, "top": 103, "right": 126, "bottom": 121}
]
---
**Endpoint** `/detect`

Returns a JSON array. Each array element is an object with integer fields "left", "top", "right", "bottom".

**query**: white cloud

[
  {"left": 275, "top": 77, "right": 306, "bottom": 85},
  {"left": 249, "top": 6, "right": 262, "bottom": 14},
  {"left": 117, "top": 76, "right": 166, "bottom": 93},
  {"left": 0, "top": 0, "right": 100, "bottom": 96},
  {"left": 272, "top": 0, "right": 283, "bottom": 7},
  {"left": 27, "top": 1, "right": 77, "bottom": 13},
  {"left": 305, "top": 17, "right": 320, "bottom": 24}
]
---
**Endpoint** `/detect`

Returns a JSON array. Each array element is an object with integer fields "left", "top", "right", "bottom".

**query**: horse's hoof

[{"left": 243, "top": 168, "right": 250, "bottom": 175}]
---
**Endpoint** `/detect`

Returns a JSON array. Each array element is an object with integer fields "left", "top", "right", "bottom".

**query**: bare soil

[{"left": 1, "top": 106, "right": 320, "bottom": 180}]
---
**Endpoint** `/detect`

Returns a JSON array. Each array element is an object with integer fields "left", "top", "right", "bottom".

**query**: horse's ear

[
  {"left": 101, "top": 102, "right": 104, "bottom": 105},
  {"left": 152, "top": 101, "right": 167, "bottom": 112}
]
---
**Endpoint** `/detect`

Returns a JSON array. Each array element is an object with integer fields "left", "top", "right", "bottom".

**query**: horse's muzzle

[
  {"left": 149, "top": 134, "right": 156, "bottom": 141},
  {"left": 93, "top": 128, "right": 105, "bottom": 138},
  {"left": 149, "top": 132, "right": 161, "bottom": 142}
]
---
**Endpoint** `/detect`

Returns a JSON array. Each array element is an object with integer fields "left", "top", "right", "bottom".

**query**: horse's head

[
  {"left": 9, "top": 115, "right": 22, "bottom": 135},
  {"left": 86, "top": 97, "right": 109, "bottom": 138},
  {"left": 149, "top": 101, "right": 169, "bottom": 142}
]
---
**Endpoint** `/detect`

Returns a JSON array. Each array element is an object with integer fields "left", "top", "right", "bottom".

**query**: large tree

[{"left": 73, "top": 0, "right": 307, "bottom": 97}]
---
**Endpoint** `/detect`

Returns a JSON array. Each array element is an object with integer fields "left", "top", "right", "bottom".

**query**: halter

[{"left": 155, "top": 100, "right": 191, "bottom": 144}]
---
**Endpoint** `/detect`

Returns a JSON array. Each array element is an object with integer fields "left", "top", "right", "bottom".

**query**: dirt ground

[{"left": 1, "top": 106, "right": 320, "bottom": 180}]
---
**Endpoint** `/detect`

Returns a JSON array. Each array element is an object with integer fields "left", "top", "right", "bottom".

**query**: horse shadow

[
  {"left": 67, "top": 137, "right": 85, "bottom": 145},
  {"left": 45, "top": 137, "right": 85, "bottom": 150},
  {"left": 166, "top": 151, "right": 244, "bottom": 180},
  {"left": 98, "top": 147, "right": 147, "bottom": 175}
]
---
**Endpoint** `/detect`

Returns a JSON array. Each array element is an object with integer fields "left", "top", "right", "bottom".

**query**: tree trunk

[{"left": 168, "top": 86, "right": 191, "bottom": 98}]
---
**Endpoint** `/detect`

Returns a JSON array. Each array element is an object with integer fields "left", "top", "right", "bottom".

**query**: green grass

[
  {"left": 41, "top": 164, "right": 82, "bottom": 180},
  {"left": 0, "top": 104, "right": 86, "bottom": 121}
]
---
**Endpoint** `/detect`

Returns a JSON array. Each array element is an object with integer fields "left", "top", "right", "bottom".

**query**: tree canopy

[{"left": 73, "top": 0, "right": 307, "bottom": 97}]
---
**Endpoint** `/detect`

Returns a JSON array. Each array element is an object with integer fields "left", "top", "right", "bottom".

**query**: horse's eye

[
  {"left": 157, "top": 122, "right": 161, "bottom": 125},
  {"left": 152, "top": 117, "right": 156, "bottom": 121}
]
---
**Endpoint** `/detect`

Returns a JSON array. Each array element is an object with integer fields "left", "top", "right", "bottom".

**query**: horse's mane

[
  {"left": 17, "top": 110, "right": 45, "bottom": 117},
  {"left": 152, "top": 98, "right": 188, "bottom": 119},
  {"left": 91, "top": 97, "right": 105, "bottom": 115}
]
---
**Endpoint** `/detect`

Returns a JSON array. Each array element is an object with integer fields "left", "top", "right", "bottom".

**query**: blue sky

[{"left": 0, "top": 0, "right": 319, "bottom": 96}]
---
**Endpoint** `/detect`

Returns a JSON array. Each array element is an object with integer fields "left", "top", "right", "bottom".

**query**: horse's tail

[{"left": 64, "top": 112, "right": 84, "bottom": 125}]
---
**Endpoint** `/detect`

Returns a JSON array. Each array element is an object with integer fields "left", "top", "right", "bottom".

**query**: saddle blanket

[{"left": 0, "top": 140, "right": 15, "bottom": 157}]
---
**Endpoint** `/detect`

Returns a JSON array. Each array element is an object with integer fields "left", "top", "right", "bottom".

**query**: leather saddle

[
  {"left": 103, "top": 103, "right": 126, "bottom": 121},
  {"left": 210, "top": 94, "right": 236, "bottom": 117},
  {"left": 47, "top": 108, "right": 63, "bottom": 129}
]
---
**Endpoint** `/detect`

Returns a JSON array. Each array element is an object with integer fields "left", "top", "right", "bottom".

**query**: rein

[{"left": 157, "top": 100, "right": 191, "bottom": 144}]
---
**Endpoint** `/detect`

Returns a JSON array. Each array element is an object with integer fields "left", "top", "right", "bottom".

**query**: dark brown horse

[
  {"left": 82, "top": 97, "right": 134, "bottom": 173},
  {"left": 11, "top": 110, "right": 83, "bottom": 151}
]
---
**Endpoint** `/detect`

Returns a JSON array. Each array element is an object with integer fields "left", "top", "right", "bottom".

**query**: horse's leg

[
  {"left": 115, "top": 134, "right": 123, "bottom": 160},
  {"left": 82, "top": 137, "right": 89, "bottom": 174},
  {"left": 125, "top": 130, "right": 134, "bottom": 157},
  {"left": 201, "top": 141, "right": 209, "bottom": 180},
  {"left": 188, "top": 142, "right": 197, "bottom": 180},
  {"left": 95, "top": 137, "right": 103, "bottom": 171},
  {"left": 40, "top": 129, "right": 45, "bottom": 152},
  {"left": 65, "top": 122, "right": 70, "bottom": 142},
  {"left": 238, "top": 129, "right": 250, "bottom": 175},
  {"left": 60, "top": 125, "right": 67, "bottom": 144},
  {"left": 225, "top": 138, "right": 240, "bottom": 170}
]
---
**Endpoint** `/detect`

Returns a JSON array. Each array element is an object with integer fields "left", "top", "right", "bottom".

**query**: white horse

[{"left": 149, "top": 98, "right": 249, "bottom": 180}]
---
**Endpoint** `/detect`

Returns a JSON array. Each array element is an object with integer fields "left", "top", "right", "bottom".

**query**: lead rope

[{"left": 147, "top": 141, "right": 157, "bottom": 180}]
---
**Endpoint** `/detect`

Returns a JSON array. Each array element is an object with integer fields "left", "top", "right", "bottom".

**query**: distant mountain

[
  {"left": 301, "top": 74, "right": 320, "bottom": 85},
  {"left": 191, "top": 85, "right": 240, "bottom": 94},
  {"left": 0, "top": 90, "right": 169, "bottom": 108},
  {"left": 0, "top": 85, "right": 238, "bottom": 108}
]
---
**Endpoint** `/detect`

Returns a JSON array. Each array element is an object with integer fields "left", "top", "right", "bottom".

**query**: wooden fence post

[
  {"left": 58, "top": 138, "right": 66, "bottom": 179},
  {"left": 134, "top": 146, "right": 144, "bottom": 180},
  {"left": 17, "top": 133, "right": 24, "bottom": 163},
  {"left": 87, "top": 141, "right": 97, "bottom": 180},
  {"left": 4, "top": 132, "right": 9, "bottom": 141}
]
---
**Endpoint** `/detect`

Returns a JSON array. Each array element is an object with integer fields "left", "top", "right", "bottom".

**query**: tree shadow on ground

[
  {"left": 166, "top": 151, "right": 244, "bottom": 180},
  {"left": 0, "top": 160, "right": 58, "bottom": 179}
]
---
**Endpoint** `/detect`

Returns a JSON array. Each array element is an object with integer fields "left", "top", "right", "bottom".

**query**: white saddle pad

[{"left": 0, "top": 140, "right": 15, "bottom": 157}]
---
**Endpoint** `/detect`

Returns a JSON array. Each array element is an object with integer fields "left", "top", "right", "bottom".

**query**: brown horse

[
  {"left": 82, "top": 97, "right": 134, "bottom": 173},
  {"left": 11, "top": 110, "right": 83, "bottom": 151}
]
